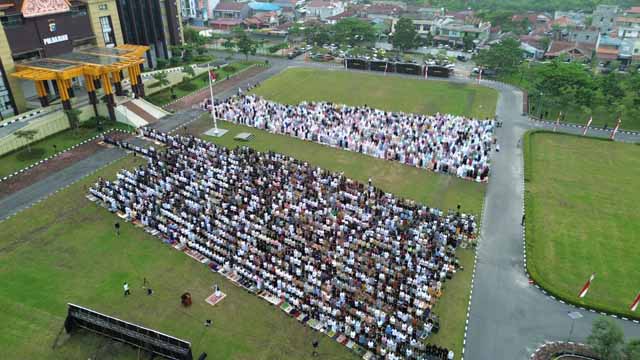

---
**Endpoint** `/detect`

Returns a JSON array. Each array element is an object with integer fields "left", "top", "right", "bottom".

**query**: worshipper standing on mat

[
  {"left": 212, "top": 94, "right": 495, "bottom": 181},
  {"left": 92, "top": 129, "right": 475, "bottom": 360}
]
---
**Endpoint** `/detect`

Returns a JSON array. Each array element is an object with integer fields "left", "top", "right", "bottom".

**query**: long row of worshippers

[
  {"left": 207, "top": 95, "right": 495, "bottom": 181},
  {"left": 89, "top": 128, "right": 478, "bottom": 360}
]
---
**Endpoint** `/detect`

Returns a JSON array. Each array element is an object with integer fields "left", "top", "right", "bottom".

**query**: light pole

[
  {"left": 567, "top": 311, "right": 583, "bottom": 342},
  {"left": 538, "top": 92, "right": 544, "bottom": 120}
]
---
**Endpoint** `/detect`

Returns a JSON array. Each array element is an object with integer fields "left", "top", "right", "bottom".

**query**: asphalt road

[
  {"left": 1, "top": 55, "right": 638, "bottom": 359},
  {"left": 465, "top": 80, "right": 640, "bottom": 360}
]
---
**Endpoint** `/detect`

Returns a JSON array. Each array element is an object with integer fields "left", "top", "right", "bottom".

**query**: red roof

[
  {"left": 214, "top": 2, "right": 247, "bottom": 12},
  {"left": 210, "top": 18, "right": 244, "bottom": 25},
  {"left": 365, "top": 4, "right": 401, "bottom": 16},
  {"left": 551, "top": 16, "right": 574, "bottom": 27},
  {"left": 627, "top": 6, "right": 640, "bottom": 14},
  {"left": 546, "top": 41, "right": 594, "bottom": 57}
]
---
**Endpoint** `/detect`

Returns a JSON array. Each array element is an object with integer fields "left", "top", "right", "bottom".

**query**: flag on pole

[
  {"left": 424, "top": 65, "right": 429, "bottom": 80},
  {"left": 610, "top": 118, "right": 621, "bottom": 140},
  {"left": 582, "top": 116, "right": 592, "bottom": 136},
  {"left": 630, "top": 292, "right": 640, "bottom": 312},
  {"left": 477, "top": 69, "right": 483, "bottom": 83},
  {"left": 209, "top": 70, "right": 217, "bottom": 82},
  {"left": 554, "top": 112, "right": 562, "bottom": 132},
  {"left": 578, "top": 273, "right": 595, "bottom": 298}
]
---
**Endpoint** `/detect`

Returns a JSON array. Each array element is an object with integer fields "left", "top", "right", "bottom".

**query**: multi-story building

[
  {"left": 304, "top": 0, "right": 344, "bottom": 21},
  {"left": 592, "top": 4, "right": 619, "bottom": 35},
  {"left": 115, "top": 0, "right": 184, "bottom": 68},
  {"left": 0, "top": 0, "right": 126, "bottom": 117}
]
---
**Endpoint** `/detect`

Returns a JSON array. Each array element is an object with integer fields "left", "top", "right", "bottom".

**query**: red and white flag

[
  {"left": 578, "top": 273, "right": 596, "bottom": 298},
  {"left": 554, "top": 112, "right": 562, "bottom": 132},
  {"left": 424, "top": 65, "right": 429, "bottom": 80},
  {"left": 582, "top": 116, "right": 592, "bottom": 136},
  {"left": 477, "top": 69, "right": 483, "bottom": 83},
  {"left": 610, "top": 118, "right": 621, "bottom": 140},
  {"left": 630, "top": 292, "right": 640, "bottom": 312},
  {"left": 209, "top": 70, "right": 217, "bottom": 82}
]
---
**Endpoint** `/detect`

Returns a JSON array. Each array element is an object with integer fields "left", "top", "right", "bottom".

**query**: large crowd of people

[
  {"left": 210, "top": 95, "right": 494, "bottom": 181},
  {"left": 91, "top": 129, "right": 478, "bottom": 359}
]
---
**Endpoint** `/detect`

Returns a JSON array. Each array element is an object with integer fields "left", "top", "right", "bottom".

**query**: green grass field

[
  {"left": 524, "top": 131, "right": 640, "bottom": 318},
  {"left": 252, "top": 68, "right": 498, "bottom": 119},
  {"left": 0, "top": 120, "right": 131, "bottom": 178},
  {"left": 146, "top": 62, "right": 257, "bottom": 107},
  {"left": 1, "top": 70, "right": 490, "bottom": 359}
]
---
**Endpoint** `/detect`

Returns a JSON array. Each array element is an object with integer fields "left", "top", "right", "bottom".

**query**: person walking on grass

[{"left": 123, "top": 282, "right": 131, "bottom": 296}]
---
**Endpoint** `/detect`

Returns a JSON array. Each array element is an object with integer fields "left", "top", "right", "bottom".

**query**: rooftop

[{"left": 214, "top": 2, "right": 248, "bottom": 12}]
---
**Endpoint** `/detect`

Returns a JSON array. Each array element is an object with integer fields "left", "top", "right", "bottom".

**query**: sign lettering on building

[{"left": 43, "top": 34, "right": 69, "bottom": 45}]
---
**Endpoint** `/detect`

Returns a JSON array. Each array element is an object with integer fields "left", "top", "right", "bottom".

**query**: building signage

[{"left": 43, "top": 34, "right": 69, "bottom": 45}]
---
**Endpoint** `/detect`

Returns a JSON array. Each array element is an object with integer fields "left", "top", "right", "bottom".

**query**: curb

[
  {"left": 0, "top": 109, "right": 45, "bottom": 128},
  {"left": 461, "top": 184, "right": 487, "bottom": 360},
  {"left": 530, "top": 118, "right": 640, "bottom": 137}
]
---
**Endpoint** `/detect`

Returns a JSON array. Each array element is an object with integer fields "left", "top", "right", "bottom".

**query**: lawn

[
  {"left": 524, "top": 131, "right": 640, "bottom": 319},
  {"left": 195, "top": 119, "right": 486, "bottom": 215},
  {"left": 146, "top": 61, "right": 258, "bottom": 107},
  {"left": 252, "top": 67, "right": 498, "bottom": 119},
  {"left": 0, "top": 156, "right": 357, "bottom": 360},
  {"left": 0, "top": 119, "right": 132, "bottom": 178}
]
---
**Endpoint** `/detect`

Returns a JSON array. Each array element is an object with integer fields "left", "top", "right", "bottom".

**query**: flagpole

[
  {"left": 582, "top": 116, "right": 592, "bottom": 136},
  {"left": 208, "top": 63, "right": 218, "bottom": 134}
]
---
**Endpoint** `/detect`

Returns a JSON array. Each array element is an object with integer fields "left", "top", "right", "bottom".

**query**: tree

[
  {"left": 152, "top": 71, "right": 170, "bottom": 87},
  {"left": 539, "top": 37, "right": 551, "bottom": 54},
  {"left": 64, "top": 108, "right": 82, "bottom": 131},
  {"left": 624, "top": 339, "right": 640, "bottom": 360},
  {"left": 462, "top": 32, "right": 475, "bottom": 51},
  {"left": 392, "top": 18, "right": 418, "bottom": 52},
  {"left": 474, "top": 37, "right": 524, "bottom": 75},
  {"left": 333, "top": 18, "right": 376, "bottom": 46},
  {"left": 587, "top": 317, "right": 624, "bottom": 360},
  {"left": 304, "top": 25, "right": 331, "bottom": 45},
  {"left": 170, "top": 45, "right": 183, "bottom": 59},
  {"left": 229, "top": 27, "right": 258, "bottom": 60},
  {"left": 14, "top": 129, "right": 39, "bottom": 153},
  {"left": 182, "top": 65, "right": 196, "bottom": 78}
]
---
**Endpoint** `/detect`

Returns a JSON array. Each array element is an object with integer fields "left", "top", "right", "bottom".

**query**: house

[
  {"left": 248, "top": 2, "right": 281, "bottom": 15},
  {"left": 615, "top": 17, "right": 640, "bottom": 39},
  {"left": 592, "top": 5, "right": 619, "bottom": 35},
  {"left": 434, "top": 17, "right": 491, "bottom": 47},
  {"left": 568, "top": 27, "right": 599, "bottom": 44},
  {"left": 519, "top": 35, "right": 547, "bottom": 58},
  {"left": 272, "top": 0, "right": 298, "bottom": 10},
  {"left": 212, "top": 2, "right": 250, "bottom": 20},
  {"left": 364, "top": 3, "right": 402, "bottom": 22},
  {"left": 209, "top": 18, "right": 244, "bottom": 30},
  {"left": 545, "top": 40, "right": 595, "bottom": 60},
  {"left": 244, "top": 11, "right": 279, "bottom": 28},
  {"left": 304, "top": 0, "right": 344, "bottom": 21},
  {"left": 554, "top": 11, "right": 586, "bottom": 26}
]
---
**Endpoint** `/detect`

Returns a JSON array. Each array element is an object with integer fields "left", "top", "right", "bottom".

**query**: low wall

[{"left": 0, "top": 102, "right": 105, "bottom": 157}]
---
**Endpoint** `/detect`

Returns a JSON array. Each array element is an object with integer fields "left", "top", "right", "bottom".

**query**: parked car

[{"left": 457, "top": 55, "right": 468, "bottom": 62}]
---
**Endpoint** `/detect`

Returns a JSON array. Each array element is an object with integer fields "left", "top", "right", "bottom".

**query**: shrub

[
  {"left": 156, "top": 58, "right": 168, "bottom": 69},
  {"left": 177, "top": 82, "right": 198, "bottom": 91}
]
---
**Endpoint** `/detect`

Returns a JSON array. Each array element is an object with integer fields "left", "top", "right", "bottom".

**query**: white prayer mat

[{"left": 205, "top": 291, "right": 227, "bottom": 306}]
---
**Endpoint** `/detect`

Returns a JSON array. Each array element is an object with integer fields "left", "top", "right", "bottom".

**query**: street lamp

[
  {"left": 538, "top": 92, "right": 544, "bottom": 120},
  {"left": 567, "top": 311, "right": 583, "bottom": 342}
]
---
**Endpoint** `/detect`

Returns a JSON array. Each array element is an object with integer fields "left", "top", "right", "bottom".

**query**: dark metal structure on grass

[
  {"left": 345, "top": 58, "right": 453, "bottom": 78},
  {"left": 64, "top": 303, "right": 193, "bottom": 360}
]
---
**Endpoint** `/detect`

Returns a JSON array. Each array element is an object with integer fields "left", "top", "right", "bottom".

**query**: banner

[{"left": 424, "top": 66, "right": 428, "bottom": 80}]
